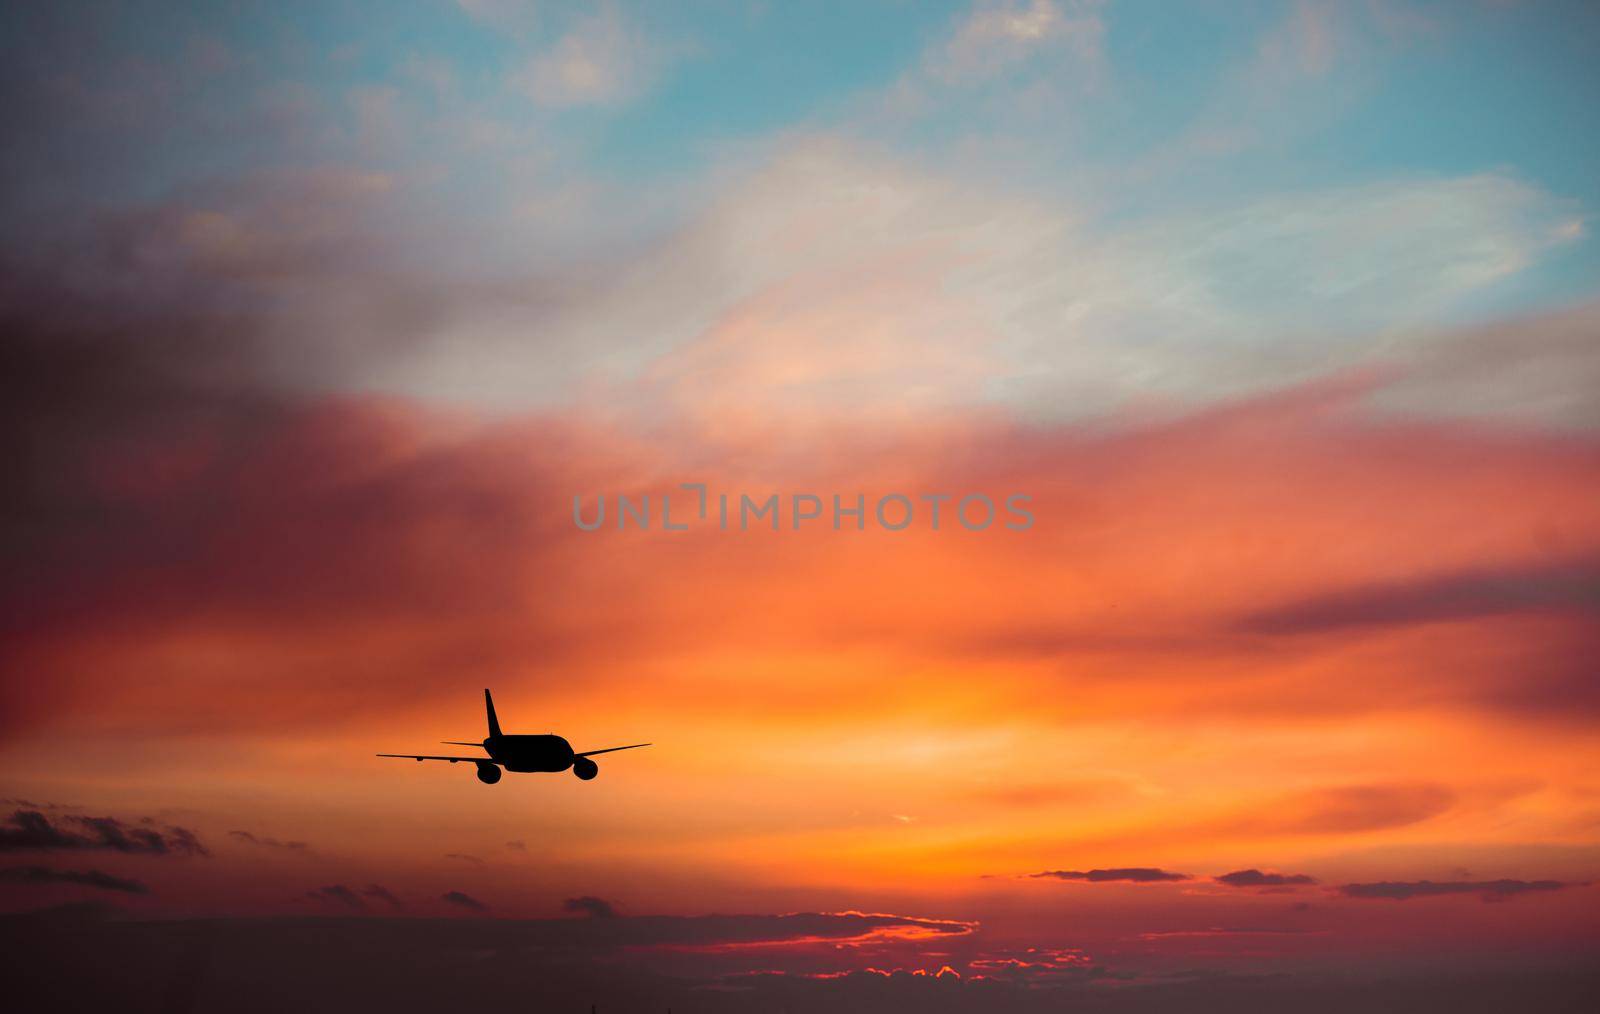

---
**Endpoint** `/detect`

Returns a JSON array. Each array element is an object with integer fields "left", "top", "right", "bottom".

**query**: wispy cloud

[
  {"left": 931, "top": 0, "right": 1104, "bottom": 84},
  {"left": 230, "top": 830, "right": 310, "bottom": 851},
  {"left": 443, "top": 890, "right": 489, "bottom": 911},
  {"left": 0, "top": 810, "right": 207, "bottom": 857},
  {"left": 1256, "top": 783, "right": 1457, "bottom": 835},
  {"left": 1137, "top": 926, "right": 1316, "bottom": 940},
  {"left": 0, "top": 865, "right": 149, "bottom": 894},
  {"left": 1238, "top": 556, "right": 1600, "bottom": 635},
  {"left": 307, "top": 884, "right": 367, "bottom": 911},
  {"left": 562, "top": 895, "right": 617, "bottom": 919},
  {"left": 512, "top": 6, "right": 669, "bottom": 108},
  {"left": 1339, "top": 879, "right": 1575, "bottom": 902}
]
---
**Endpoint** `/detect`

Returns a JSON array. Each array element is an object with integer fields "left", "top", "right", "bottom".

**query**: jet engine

[
  {"left": 572, "top": 757, "right": 598, "bottom": 780},
  {"left": 476, "top": 761, "right": 502, "bottom": 784}
]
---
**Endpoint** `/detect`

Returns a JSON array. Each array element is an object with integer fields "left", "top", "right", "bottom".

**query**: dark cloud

[
  {"left": 1029, "top": 868, "right": 1191, "bottom": 883},
  {"left": 0, "top": 155, "right": 605, "bottom": 741},
  {"left": 0, "top": 865, "right": 148, "bottom": 894},
  {"left": 562, "top": 895, "right": 617, "bottom": 919},
  {"left": 307, "top": 885, "right": 367, "bottom": 911},
  {"left": 505, "top": 840, "right": 526, "bottom": 852},
  {"left": 442, "top": 891, "right": 487, "bottom": 911},
  {"left": 443, "top": 853, "right": 483, "bottom": 865},
  {"left": 1339, "top": 879, "right": 1573, "bottom": 902},
  {"left": 0, "top": 811, "right": 80, "bottom": 851},
  {"left": 362, "top": 884, "right": 403, "bottom": 908},
  {"left": 1216, "top": 869, "right": 1318, "bottom": 888},
  {"left": 1237, "top": 556, "right": 1600, "bottom": 635},
  {"left": 0, "top": 810, "right": 207, "bottom": 856},
  {"left": 0, "top": 237, "right": 645, "bottom": 741},
  {"left": 229, "top": 830, "right": 309, "bottom": 851},
  {"left": 3, "top": 905, "right": 1595, "bottom": 1014}
]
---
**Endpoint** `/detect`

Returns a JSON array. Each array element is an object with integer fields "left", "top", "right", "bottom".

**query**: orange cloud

[{"left": 2, "top": 359, "right": 1597, "bottom": 954}]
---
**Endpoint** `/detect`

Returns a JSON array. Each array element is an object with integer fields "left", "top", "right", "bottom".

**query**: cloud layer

[
  {"left": 0, "top": 811, "right": 206, "bottom": 858},
  {"left": 0, "top": 867, "right": 148, "bottom": 894},
  {"left": 1029, "top": 868, "right": 1191, "bottom": 883},
  {"left": 1339, "top": 880, "right": 1574, "bottom": 902}
]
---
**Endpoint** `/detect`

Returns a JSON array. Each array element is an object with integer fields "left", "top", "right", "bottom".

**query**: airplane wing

[
  {"left": 376, "top": 753, "right": 502, "bottom": 764},
  {"left": 575, "top": 743, "right": 652, "bottom": 758}
]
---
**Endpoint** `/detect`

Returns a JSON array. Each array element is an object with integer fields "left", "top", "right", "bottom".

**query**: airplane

[{"left": 378, "top": 689, "right": 650, "bottom": 784}]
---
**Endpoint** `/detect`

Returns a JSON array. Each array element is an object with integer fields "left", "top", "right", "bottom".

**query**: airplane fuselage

[{"left": 484, "top": 733, "right": 574, "bottom": 773}]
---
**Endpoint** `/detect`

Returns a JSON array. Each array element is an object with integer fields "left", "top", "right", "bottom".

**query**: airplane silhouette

[{"left": 378, "top": 690, "right": 650, "bottom": 784}]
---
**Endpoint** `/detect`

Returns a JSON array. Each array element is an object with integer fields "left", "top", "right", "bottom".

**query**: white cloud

[
  {"left": 876, "top": 0, "right": 1105, "bottom": 120},
  {"left": 1147, "top": 0, "right": 1440, "bottom": 168},
  {"left": 512, "top": 6, "right": 663, "bottom": 108},
  {"left": 934, "top": 0, "right": 1105, "bottom": 83},
  {"left": 371, "top": 139, "right": 1588, "bottom": 428},
  {"left": 971, "top": 173, "right": 1586, "bottom": 416}
]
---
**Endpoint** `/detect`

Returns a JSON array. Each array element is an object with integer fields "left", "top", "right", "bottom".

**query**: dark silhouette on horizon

[{"left": 379, "top": 690, "right": 650, "bottom": 784}]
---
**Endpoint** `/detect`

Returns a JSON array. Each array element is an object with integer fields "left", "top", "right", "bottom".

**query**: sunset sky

[{"left": 3, "top": 2, "right": 1598, "bottom": 1010}]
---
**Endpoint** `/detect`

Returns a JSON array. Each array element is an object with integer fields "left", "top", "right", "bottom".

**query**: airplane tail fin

[{"left": 484, "top": 688, "right": 502, "bottom": 739}]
